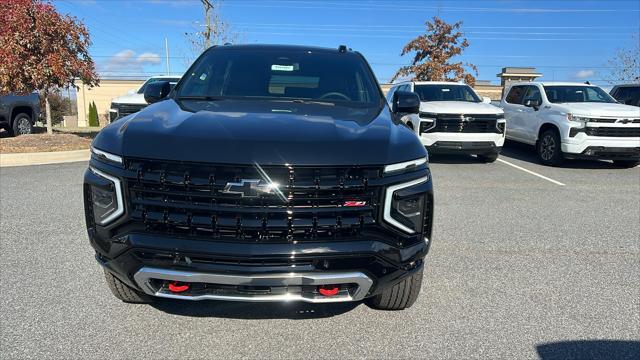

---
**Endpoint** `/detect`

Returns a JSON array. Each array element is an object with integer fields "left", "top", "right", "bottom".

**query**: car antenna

[
  {"left": 584, "top": 81, "right": 591, "bottom": 85},
  {"left": 338, "top": 45, "right": 348, "bottom": 53}
]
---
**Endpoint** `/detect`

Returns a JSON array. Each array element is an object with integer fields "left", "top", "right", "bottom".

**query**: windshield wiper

[{"left": 289, "top": 99, "right": 335, "bottom": 106}]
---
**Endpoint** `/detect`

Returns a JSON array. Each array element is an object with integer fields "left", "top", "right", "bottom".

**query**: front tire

[
  {"left": 477, "top": 153, "right": 499, "bottom": 163},
  {"left": 11, "top": 113, "right": 33, "bottom": 136},
  {"left": 537, "top": 129, "right": 564, "bottom": 166},
  {"left": 104, "top": 270, "right": 154, "bottom": 303},
  {"left": 613, "top": 160, "right": 639, "bottom": 168},
  {"left": 366, "top": 267, "right": 423, "bottom": 310}
]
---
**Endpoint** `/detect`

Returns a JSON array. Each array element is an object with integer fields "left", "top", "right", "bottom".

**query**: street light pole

[{"left": 165, "top": 37, "right": 170, "bottom": 75}]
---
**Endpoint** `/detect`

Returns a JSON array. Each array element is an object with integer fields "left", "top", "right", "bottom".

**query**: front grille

[
  {"left": 585, "top": 127, "right": 640, "bottom": 137},
  {"left": 123, "top": 159, "right": 383, "bottom": 242},
  {"left": 422, "top": 113, "right": 502, "bottom": 134},
  {"left": 588, "top": 118, "right": 640, "bottom": 124},
  {"left": 114, "top": 103, "right": 146, "bottom": 118}
]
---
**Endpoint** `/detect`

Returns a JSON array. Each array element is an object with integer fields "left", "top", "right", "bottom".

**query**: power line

[
  {"left": 220, "top": 0, "right": 639, "bottom": 13},
  {"left": 236, "top": 30, "right": 633, "bottom": 41}
]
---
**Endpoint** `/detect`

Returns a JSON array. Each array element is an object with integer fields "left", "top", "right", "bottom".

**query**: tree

[
  {"left": 40, "top": 90, "right": 73, "bottom": 126},
  {"left": 607, "top": 35, "right": 639, "bottom": 83},
  {"left": 183, "top": 1, "right": 239, "bottom": 66},
  {"left": 88, "top": 101, "right": 99, "bottom": 127},
  {"left": 0, "top": 0, "right": 99, "bottom": 134},
  {"left": 392, "top": 16, "right": 477, "bottom": 86}
]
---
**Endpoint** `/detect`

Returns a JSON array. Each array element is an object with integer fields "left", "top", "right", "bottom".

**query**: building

[
  {"left": 496, "top": 67, "right": 542, "bottom": 86},
  {"left": 74, "top": 78, "right": 145, "bottom": 127},
  {"left": 472, "top": 80, "right": 503, "bottom": 100}
]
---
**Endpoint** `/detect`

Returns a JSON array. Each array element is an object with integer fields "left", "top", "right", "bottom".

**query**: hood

[
  {"left": 93, "top": 99, "right": 426, "bottom": 166},
  {"left": 553, "top": 102, "right": 640, "bottom": 118},
  {"left": 419, "top": 101, "right": 503, "bottom": 115},
  {"left": 111, "top": 92, "right": 146, "bottom": 105}
]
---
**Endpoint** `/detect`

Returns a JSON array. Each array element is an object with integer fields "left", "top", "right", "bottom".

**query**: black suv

[
  {"left": 610, "top": 84, "right": 640, "bottom": 107},
  {"left": 84, "top": 44, "right": 433, "bottom": 310}
]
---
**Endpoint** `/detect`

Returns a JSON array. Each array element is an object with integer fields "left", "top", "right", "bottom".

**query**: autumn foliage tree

[
  {"left": 0, "top": 0, "right": 99, "bottom": 134},
  {"left": 392, "top": 17, "right": 477, "bottom": 86}
]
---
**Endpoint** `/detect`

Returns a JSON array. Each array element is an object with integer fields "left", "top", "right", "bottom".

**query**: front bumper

[
  {"left": 564, "top": 146, "right": 640, "bottom": 160},
  {"left": 94, "top": 232, "right": 429, "bottom": 302},
  {"left": 562, "top": 134, "right": 640, "bottom": 159},
  {"left": 420, "top": 132, "right": 505, "bottom": 154},
  {"left": 134, "top": 267, "right": 374, "bottom": 303}
]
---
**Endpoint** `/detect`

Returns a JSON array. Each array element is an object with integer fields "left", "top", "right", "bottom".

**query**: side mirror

[
  {"left": 392, "top": 91, "right": 420, "bottom": 114},
  {"left": 144, "top": 81, "right": 171, "bottom": 104},
  {"left": 524, "top": 99, "right": 541, "bottom": 110},
  {"left": 482, "top": 96, "right": 492, "bottom": 104}
]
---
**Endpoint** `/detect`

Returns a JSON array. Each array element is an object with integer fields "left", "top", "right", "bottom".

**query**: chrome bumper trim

[{"left": 133, "top": 267, "right": 373, "bottom": 303}]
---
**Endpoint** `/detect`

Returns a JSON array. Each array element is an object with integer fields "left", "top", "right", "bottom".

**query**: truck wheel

[
  {"left": 11, "top": 113, "right": 33, "bottom": 136},
  {"left": 537, "top": 129, "right": 564, "bottom": 166},
  {"left": 366, "top": 267, "right": 423, "bottom": 310},
  {"left": 478, "top": 153, "right": 499, "bottom": 163},
  {"left": 613, "top": 160, "right": 639, "bottom": 168},
  {"left": 104, "top": 269, "right": 154, "bottom": 303}
]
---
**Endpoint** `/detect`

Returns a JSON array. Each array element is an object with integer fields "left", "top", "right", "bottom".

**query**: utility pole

[
  {"left": 201, "top": 0, "right": 213, "bottom": 48},
  {"left": 165, "top": 37, "right": 171, "bottom": 75}
]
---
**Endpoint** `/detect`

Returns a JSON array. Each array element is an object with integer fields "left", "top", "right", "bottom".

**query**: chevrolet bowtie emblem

[{"left": 222, "top": 179, "right": 278, "bottom": 198}]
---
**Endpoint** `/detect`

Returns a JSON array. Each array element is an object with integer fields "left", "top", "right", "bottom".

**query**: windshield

[
  {"left": 543, "top": 85, "right": 616, "bottom": 103},
  {"left": 413, "top": 84, "right": 481, "bottom": 102},
  {"left": 176, "top": 48, "right": 382, "bottom": 107},
  {"left": 138, "top": 77, "right": 181, "bottom": 94}
]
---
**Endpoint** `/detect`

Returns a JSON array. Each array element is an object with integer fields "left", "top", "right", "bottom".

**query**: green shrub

[{"left": 88, "top": 101, "right": 99, "bottom": 127}]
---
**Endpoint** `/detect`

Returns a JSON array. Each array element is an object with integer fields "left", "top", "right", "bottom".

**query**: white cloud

[
  {"left": 574, "top": 69, "right": 595, "bottom": 79},
  {"left": 137, "top": 52, "right": 161, "bottom": 64},
  {"left": 100, "top": 49, "right": 162, "bottom": 76}
]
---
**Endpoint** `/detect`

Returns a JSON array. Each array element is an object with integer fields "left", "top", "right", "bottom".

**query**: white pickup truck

[
  {"left": 109, "top": 75, "right": 181, "bottom": 122},
  {"left": 387, "top": 81, "right": 505, "bottom": 162},
  {"left": 500, "top": 82, "right": 640, "bottom": 167}
]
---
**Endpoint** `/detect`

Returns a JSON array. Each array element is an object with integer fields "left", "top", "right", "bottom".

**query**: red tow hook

[
  {"left": 168, "top": 281, "right": 190, "bottom": 293},
  {"left": 318, "top": 285, "right": 340, "bottom": 297}
]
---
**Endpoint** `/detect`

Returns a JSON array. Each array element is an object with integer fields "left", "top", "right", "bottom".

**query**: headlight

[
  {"left": 384, "top": 176, "right": 429, "bottom": 234},
  {"left": 89, "top": 167, "right": 124, "bottom": 225},
  {"left": 567, "top": 114, "right": 590, "bottom": 123},
  {"left": 384, "top": 157, "right": 428, "bottom": 174},
  {"left": 91, "top": 146, "right": 123, "bottom": 165}
]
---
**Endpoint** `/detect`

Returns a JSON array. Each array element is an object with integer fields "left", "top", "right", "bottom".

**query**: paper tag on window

[{"left": 271, "top": 64, "right": 294, "bottom": 71}]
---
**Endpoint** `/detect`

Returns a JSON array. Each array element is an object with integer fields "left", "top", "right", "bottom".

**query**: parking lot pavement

[{"left": 1, "top": 159, "right": 638, "bottom": 359}]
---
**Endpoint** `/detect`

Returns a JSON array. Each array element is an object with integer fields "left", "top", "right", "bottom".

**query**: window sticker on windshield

[
  {"left": 271, "top": 64, "right": 295, "bottom": 71},
  {"left": 199, "top": 73, "right": 207, "bottom": 81}
]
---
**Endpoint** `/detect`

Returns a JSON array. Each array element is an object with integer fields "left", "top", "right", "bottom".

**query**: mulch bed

[{"left": 0, "top": 132, "right": 92, "bottom": 153}]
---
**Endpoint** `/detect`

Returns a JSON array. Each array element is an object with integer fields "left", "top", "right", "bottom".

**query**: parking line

[{"left": 497, "top": 158, "right": 566, "bottom": 186}]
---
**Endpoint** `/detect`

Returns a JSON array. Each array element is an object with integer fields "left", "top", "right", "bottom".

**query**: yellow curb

[{"left": 0, "top": 149, "right": 90, "bottom": 167}]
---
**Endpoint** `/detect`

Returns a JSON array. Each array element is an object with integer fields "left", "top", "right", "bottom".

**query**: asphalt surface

[{"left": 1, "top": 141, "right": 639, "bottom": 359}]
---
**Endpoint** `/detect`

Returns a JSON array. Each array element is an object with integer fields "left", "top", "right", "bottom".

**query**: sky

[{"left": 53, "top": 0, "right": 640, "bottom": 86}]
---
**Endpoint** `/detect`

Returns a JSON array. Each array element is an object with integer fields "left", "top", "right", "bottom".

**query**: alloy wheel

[
  {"left": 540, "top": 135, "right": 555, "bottom": 161},
  {"left": 17, "top": 118, "right": 31, "bottom": 135}
]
